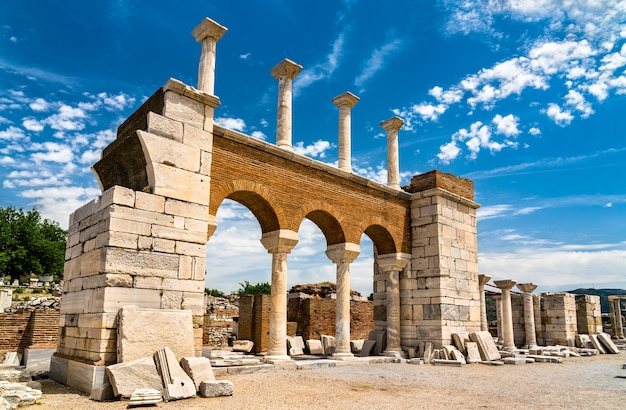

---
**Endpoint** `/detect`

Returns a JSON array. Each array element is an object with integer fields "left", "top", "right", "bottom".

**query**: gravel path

[{"left": 35, "top": 353, "right": 625, "bottom": 409}]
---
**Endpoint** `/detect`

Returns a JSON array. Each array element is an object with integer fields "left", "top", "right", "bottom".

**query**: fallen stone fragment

[
  {"left": 180, "top": 357, "right": 215, "bottom": 391},
  {"left": 128, "top": 388, "right": 163, "bottom": 407},
  {"left": 526, "top": 355, "right": 563, "bottom": 363},
  {"left": 154, "top": 347, "right": 196, "bottom": 401},
  {"left": 232, "top": 340, "right": 254, "bottom": 353},
  {"left": 359, "top": 340, "right": 375, "bottom": 357},
  {"left": 432, "top": 359, "right": 463, "bottom": 367},
  {"left": 407, "top": 358, "right": 424, "bottom": 365},
  {"left": 589, "top": 334, "right": 607, "bottom": 354},
  {"left": 367, "top": 330, "right": 386, "bottom": 356},
  {"left": 106, "top": 356, "right": 163, "bottom": 399},
  {"left": 503, "top": 357, "right": 526, "bottom": 365},
  {"left": 480, "top": 361, "right": 504, "bottom": 366},
  {"left": 452, "top": 332, "right": 470, "bottom": 354},
  {"left": 597, "top": 333, "right": 620, "bottom": 354},
  {"left": 306, "top": 340, "right": 324, "bottom": 355},
  {"left": 199, "top": 380, "right": 234, "bottom": 398},
  {"left": 350, "top": 340, "right": 365, "bottom": 355},
  {"left": 321, "top": 335, "right": 336, "bottom": 355},
  {"left": 469, "top": 331, "right": 501, "bottom": 361},
  {"left": 465, "top": 342, "right": 482, "bottom": 364}
]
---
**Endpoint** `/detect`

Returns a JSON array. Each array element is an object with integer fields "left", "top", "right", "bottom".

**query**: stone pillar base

[
  {"left": 383, "top": 349, "right": 406, "bottom": 358},
  {"left": 49, "top": 355, "right": 113, "bottom": 401},
  {"left": 331, "top": 352, "right": 355, "bottom": 361}
]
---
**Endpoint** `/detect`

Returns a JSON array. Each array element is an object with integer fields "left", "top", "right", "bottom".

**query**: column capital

[
  {"left": 377, "top": 252, "right": 411, "bottom": 272},
  {"left": 478, "top": 274, "right": 492, "bottom": 286},
  {"left": 608, "top": 295, "right": 623, "bottom": 302},
  {"left": 192, "top": 17, "right": 228, "bottom": 42},
  {"left": 332, "top": 91, "right": 360, "bottom": 109},
  {"left": 380, "top": 116, "right": 404, "bottom": 132},
  {"left": 516, "top": 283, "right": 537, "bottom": 293},
  {"left": 260, "top": 230, "right": 299, "bottom": 254},
  {"left": 493, "top": 279, "right": 517, "bottom": 290},
  {"left": 325, "top": 243, "right": 360, "bottom": 264},
  {"left": 270, "top": 59, "right": 303, "bottom": 80}
]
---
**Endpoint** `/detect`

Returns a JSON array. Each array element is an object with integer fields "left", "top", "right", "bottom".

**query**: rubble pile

[
  {"left": 205, "top": 295, "right": 239, "bottom": 347},
  {"left": 0, "top": 354, "right": 43, "bottom": 409},
  {"left": 3, "top": 297, "right": 60, "bottom": 313}
]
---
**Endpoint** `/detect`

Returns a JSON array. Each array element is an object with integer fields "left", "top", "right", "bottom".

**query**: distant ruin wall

[{"left": 0, "top": 311, "right": 59, "bottom": 353}]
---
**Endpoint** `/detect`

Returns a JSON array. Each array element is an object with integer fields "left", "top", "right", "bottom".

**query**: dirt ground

[{"left": 34, "top": 353, "right": 625, "bottom": 410}]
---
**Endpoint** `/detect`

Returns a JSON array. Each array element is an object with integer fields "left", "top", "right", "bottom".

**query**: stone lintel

[
  {"left": 192, "top": 17, "right": 228, "bottom": 42},
  {"left": 608, "top": 295, "right": 626, "bottom": 301},
  {"left": 260, "top": 229, "right": 299, "bottom": 254},
  {"left": 409, "top": 187, "right": 479, "bottom": 210},
  {"left": 377, "top": 252, "right": 411, "bottom": 272},
  {"left": 332, "top": 91, "right": 360, "bottom": 108},
  {"left": 380, "top": 116, "right": 404, "bottom": 132},
  {"left": 516, "top": 283, "right": 538, "bottom": 293},
  {"left": 494, "top": 279, "right": 517, "bottom": 290},
  {"left": 406, "top": 170, "right": 474, "bottom": 201},
  {"left": 162, "top": 78, "right": 221, "bottom": 108},
  {"left": 270, "top": 58, "right": 303, "bottom": 80},
  {"left": 478, "top": 274, "right": 492, "bottom": 286},
  {"left": 325, "top": 243, "right": 360, "bottom": 264}
]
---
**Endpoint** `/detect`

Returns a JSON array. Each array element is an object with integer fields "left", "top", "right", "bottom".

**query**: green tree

[
  {"left": 0, "top": 206, "right": 67, "bottom": 282},
  {"left": 235, "top": 280, "right": 271, "bottom": 295}
]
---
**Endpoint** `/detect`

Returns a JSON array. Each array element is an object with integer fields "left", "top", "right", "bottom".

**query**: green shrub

[
  {"left": 235, "top": 280, "right": 271, "bottom": 295},
  {"left": 205, "top": 288, "right": 225, "bottom": 297},
  {"left": 13, "top": 287, "right": 24, "bottom": 294}
]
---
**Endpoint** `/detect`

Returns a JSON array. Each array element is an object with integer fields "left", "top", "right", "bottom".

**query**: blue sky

[{"left": 1, "top": 1, "right": 625, "bottom": 295}]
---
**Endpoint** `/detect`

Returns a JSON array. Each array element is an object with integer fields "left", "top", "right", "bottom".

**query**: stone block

[
  {"left": 589, "top": 334, "right": 607, "bottom": 354},
  {"left": 360, "top": 340, "right": 376, "bottom": 357},
  {"left": 106, "top": 356, "right": 163, "bottom": 399},
  {"left": 452, "top": 332, "right": 469, "bottom": 353},
  {"left": 306, "top": 340, "right": 324, "bottom": 355},
  {"left": 597, "top": 333, "right": 620, "bottom": 354},
  {"left": 198, "top": 380, "right": 234, "bottom": 398},
  {"left": 350, "top": 340, "right": 365, "bottom": 355},
  {"left": 180, "top": 357, "right": 215, "bottom": 391},
  {"left": 469, "top": 331, "right": 501, "bottom": 361},
  {"left": 117, "top": 306, "right": 194, "bottom": 363},
  {"left": 465, "top": 342, "right": 482, "bottom": 363},
  {"left": 368, "top": 330, "right": 386, "bottom": 355},
  {"left": 148, "top": 162, "right": 210, "bottom": 205},
  {"left": 232, "top": 340, "right": 254, "bottom": 353},
  {"left": 163, "top": 90, "right": 205, "bottom": 129},
  {"left": 321, "top": 335, "right": 336, "bottom": 355},
  {"left": 503, "top": 357, "right": 527, "bottom": 365},
  {"left": 137, "top": 130, "right": 201, "bottom": 173}
]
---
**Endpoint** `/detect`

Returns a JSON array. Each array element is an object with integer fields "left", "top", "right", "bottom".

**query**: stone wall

[
  {"left": 539, "top": 293, "right": 578, "bottom": 346},
  {"left": 287, "top": 297, "right": 373, "bottom": 341},
  {"left": 202, "top": 296, "right": 238, "bottom": 347},
  {"left": 237, "top": 295, "right": 271, "bottom": 354},
  {"left": 0, "top": 311, "right": 59, "bottom": 354},
  {"left": 575, "top": 294, "right": 602, "bottom": 335},
  {"left": 511, "top": 294, "right": 525, "bottom": 347}
]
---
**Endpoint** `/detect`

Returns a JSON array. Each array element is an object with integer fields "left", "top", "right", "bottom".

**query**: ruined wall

[
  {"left": 287, "top": 297, "right": 373, "bottom": 341},
  {"left": 237, "top": 295, "right": 270, "bottom": 353},
  {"left": 539, "top": 293, "right": 577, "bottom": 346},
  {"left": 575, "top": 294, "right": 602, "bottom": 335},
  {"left": 0, "top": 311, "right": 59, "bottom": 353},
  {"left": 511, "top": 294, "right": 525, "bottom": 347}
]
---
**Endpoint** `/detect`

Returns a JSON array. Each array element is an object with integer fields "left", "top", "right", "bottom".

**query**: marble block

[
  {"left": 306, "top": 340, "right": 324, "bottom": 355},
  {"left": 469, "top": 331, "right": 501, "bottom": 361}
]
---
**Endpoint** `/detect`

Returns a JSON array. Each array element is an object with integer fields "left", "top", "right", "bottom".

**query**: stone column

[
  {"left": 478, "top": 274, "right": 491, "bottom": 332},
  {"left": 331, "top": 92, "right": 359, "bottom": 172},
  {"left": 495, "top": 295, "right": 502, "bottom": 341},
  {"left": 516, "top": 283, "right": 538, "bottom": 348},
  {"left": 326, "top": 243, "right": 360, "bottom": 359},
  {"left": 377, "top": 253, "right": 410, "bottom": 357},
  {"left": 192, "top": 17, "right": 228, "bottom": 95},
  {"left": 494, "top": 279, "right": 517, "bottom": 351},
  {"left": 270, "top": 59, "right": 303, "bottom": 150},
  {"left": 380, "top": 116, "right": 404, "bottom": 190},
  {"left": 609, "top": 296, "right": 625, "bottom": 340},
  {"left": 260, "top": 230, "right": 299, "bottom": 362}
]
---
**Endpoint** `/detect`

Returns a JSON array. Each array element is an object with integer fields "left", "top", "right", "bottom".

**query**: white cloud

[
  {"left": 294, "top": 33, "right": 345, "bottom": 94},
  {"left": 250, "top": 130, "right": 267, "bottom": 140},
  {"left": 0, "top": 125, "right": 26, "bottom": 141},
  {"left": 528, "top": 127, "right": 541, "bottom": 135},
  {"left": 544, "top": 103, "right": 574, "bottom": 125},
  {"left": 239, "top": 53, "right": 251, "bottom": 59},
  {"left": 20, "top": 186, "right": 101, "bottom": 229},
  {"left": 215, "top": 117, "right": 246, "bottom": 132},
  {"left": 354, "top": 38, "right": 402, "bottom": 89},
  {"left": 437, "top": 140, "right": 461, "bottom": 165},
  {"left": 30, "top": 141, "right": 73, "bottom": 164},
  {"left": 293, "top": 140, "right": 334, "bottom": 158},
  {"left": 477, "top": 204, "right": 513, "bottom": 220},
  {"left": 492, "top": 114, "right": 520, "bottom": 137},
  {"left": 564, "top": 89, "right": 594, "bottom": 117},
  {"left": 22, "top": 118, "right": 44, "bottom": 132},
  {"left": 29, "top": 98, "right": 50, "bottom": 112}
]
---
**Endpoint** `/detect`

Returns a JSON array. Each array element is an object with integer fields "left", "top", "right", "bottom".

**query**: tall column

[
  {"left": 332, "top": 92, "right": 359, "bottom": 172},
  {"left": 494, "top": 279, "right": 517, "bottom": 351},
  {"left": 516, "top": 283, "right": 538, "bottom": 348},
  {"left": 495, "top": 295, "right": 502, "bottom": 341},
  {"left": 326, "top": 243, "right": 360, "bottom": 359},
  {"left": 260, "top": 230, "right": 299, "bottom": 362},
  {"left": 478, "top": 274, "right": 492, "bottom": 332},
  {"left": 377, "top": 253, "right": 410, "bottom": 357},
  {"left": 380, "top": 116, "right": 404, "bottom": 190},
  {"left": 609, "top": 296, "right": 625, "bottom": 340},
  {"left": 270, "top": 59, "right": 303, "bottom": 150},
  {"left": 192, "top": 17, "right": 228, "bottom": 95}
]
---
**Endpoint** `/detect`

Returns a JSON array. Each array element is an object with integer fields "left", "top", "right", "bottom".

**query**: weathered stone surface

[
  {"left": 154, "top": 347, "right": 196, "bottom": 401},
  {"left": 180, "top": 357, "right": 215, "bottom": 391},
  {"left": 432, "top": 359, "right": 463, "bottom": 367},
  {"left": 469, "top": 331, "right": 501, "bottom": 361},
  {"left": 597, "top": 333, "right": 620, "bottom": 354},
  {"left": 232, "top": 340, "right": 254, "bottom": 353},
  {"left": 589, "top": 334, "right": 607, "bottom": 354},
  {"left": 350, "top": 340, "right": 365, "bottom": 355},
  {"left": 368, "top": 330, "right": 386, "bottom": 356},
  {"left": 452, "top": 332, "right": 469, "bottom": 354},
  {"left": 306, "top": 340, "right": 324, "bottom": 355},
  {"left": 465, "top": 342, "right": 482, "bottom": 363},
  {"left": 503, "top": 357, "right": 527, "bottom": 365},
  {"left": 198, "top": 380, "right": 234, "bottom": 398},
  {"left": 106, "top": 357, "right": 162, "bottom": 399},
  {"left": 360, "top": 340, "right": 376, "bottom": 357},
  {"left": 321, "top": 335, "right": 336, "bottom": 356},
  {"left": 117, "top": 306, "right": 195, "bottom": 363},
  {"left": 423, "top": 342, "right": 433, "bottom": 364},
  {"left": 287, "top": 336, "right": 304, "bottom": 355},
  {"left": 128, "top": 388, "right": 163, "bottom": 407}
]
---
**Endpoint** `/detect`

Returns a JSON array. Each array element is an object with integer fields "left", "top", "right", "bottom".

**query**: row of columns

[
  {"left": 479, "top": 275, "right": 539, "bottom": 350},
  {"left": 269, "top": 58, "right": 404, "bottom": 190},
  {"left": 259, "top": 229, "right": 409, "bottom": 361}
]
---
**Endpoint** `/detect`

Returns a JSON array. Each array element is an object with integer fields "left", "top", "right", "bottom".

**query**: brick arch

[
  {"left": 296, "top": 201, "right": 346, "bottom": 246},
  {"left": 210, "top": 179, "right": 284, "bottom": 234},
  {"left": 359, "top": 216, "right": 399, "bottom": 255}
]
